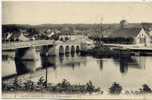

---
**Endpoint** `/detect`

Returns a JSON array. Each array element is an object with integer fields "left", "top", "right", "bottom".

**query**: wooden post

[{"left": 45, "top": 67, "right": 48, "bottom": 87}]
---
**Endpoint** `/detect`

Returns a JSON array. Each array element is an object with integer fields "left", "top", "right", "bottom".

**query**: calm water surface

[{"left": 2, "top": 51, "right": 152, "bottom": 91}]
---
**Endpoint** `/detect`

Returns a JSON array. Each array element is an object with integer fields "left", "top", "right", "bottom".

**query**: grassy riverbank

[
  {"left": 2, "top": 77, "right": 100, "bottom": 93},
  {"left": 81, "top": 46, "right": 120, "bottom": 58},
  {"left": 2, "top": 77, "right": 152, "bottom": 96},
  {"left": 83, "top": 46, "right": 152, "bottom": 57},
  {"left": 3, "top": 92, "right": 152, "bottom": 99}
]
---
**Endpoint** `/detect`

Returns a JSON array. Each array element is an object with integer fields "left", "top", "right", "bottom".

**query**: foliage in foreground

[
  {"left": 2, "top": 77, "right": 100, "bottom": 93},
  {"left": 109, "top": 82, "right": 123, "bottom": 94},
  {"left": 2, "top": 77, "right": 152, "bottom": 95}
]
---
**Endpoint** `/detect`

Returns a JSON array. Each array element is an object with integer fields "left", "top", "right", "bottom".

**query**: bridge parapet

[{"left": 2, "top": 40, "right": 55, "bottom": 50}]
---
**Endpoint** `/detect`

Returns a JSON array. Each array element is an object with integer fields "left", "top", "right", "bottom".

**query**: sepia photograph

[{"left": 2, "top": 1, "right": 152, "bottom": 99}]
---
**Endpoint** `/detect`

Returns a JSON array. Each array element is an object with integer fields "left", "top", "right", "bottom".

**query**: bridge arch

[
  {"left": 76, "top": 45, "right": 80, "bottom": 52},
  {"left": 59, "top": 45, "right": 64, "bottom": 55},
  {"left": 71, "top": 45, "right": 75, "bottom": 53},
  {"left": 65, "top": 45, "right": 70, "bottom": 54}
]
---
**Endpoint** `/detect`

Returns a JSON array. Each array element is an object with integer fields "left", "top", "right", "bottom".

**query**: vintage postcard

[{"left": 2, "top": 1, "right": 152, "bottom": 99}]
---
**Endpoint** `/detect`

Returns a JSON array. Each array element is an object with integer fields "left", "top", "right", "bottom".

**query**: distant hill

[{"left": 2, "top": 22, "right": 152, "bottom": 40}]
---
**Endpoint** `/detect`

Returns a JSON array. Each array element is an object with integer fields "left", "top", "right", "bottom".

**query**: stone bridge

[
  {"left": 2, "top": 38, "right": 93, "bottom": 60},
  {"left": 2, "top": 40, "right": 54, "bottom": 50}
]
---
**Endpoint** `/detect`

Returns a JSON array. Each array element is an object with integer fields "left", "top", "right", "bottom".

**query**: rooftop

[{"left": 109, "top": 27, "right": 142, "bottom": 38}]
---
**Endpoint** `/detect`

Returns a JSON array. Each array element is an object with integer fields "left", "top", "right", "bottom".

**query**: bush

[
  {"left": 13, "top": 78, "right": 23, "bottom": 90},
  {"left": 2, "top": 82, "right": 16, "bottom": 91},
  {"left": 109, "top": 82, "right": 122, "bottom": 94},
  {"left": 37, "top": 76, "right": 47, "bottom": 88},
  {"left": 58, "top": 79, "right": 71, "bottom": 88},
  {"left": 86, "top": 80, "right": 95, "bottom": 92},
  {"left": 2, "top": 79, "right": 101, "bottom": 93},
  {"left": 23, "top": 80, "right": 34, "bottom": 91},
  {"left": 140, "top": 84, "right": 152, "bottom": 94}
]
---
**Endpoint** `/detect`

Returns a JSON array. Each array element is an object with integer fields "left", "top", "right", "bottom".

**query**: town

[
  {"left": 2, "top": 20, "right": 152, "bottom": 96},
  {"left": 2, "top": 2, "right": 152, "bottom": 99},
  {"left": 2, "top": 20, "right": 152, "bottom": 56}
]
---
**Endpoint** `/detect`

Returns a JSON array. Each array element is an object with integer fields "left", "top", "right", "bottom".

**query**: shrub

[
  {"left": 86, "top": 80, "right": 95, "bottom": 93},
  {"left": 37, "top": 76, "right": 47, "bottom": 88},
  {"left": 109, "top": 82, "right": 122, "bottom": 94},
  {"left": 23, "top": 80, "right": 34, "bottom": 91},
  {"left": 58, "top": 79, "right": 71, "bottom": 88},
  {"left": 142, "top": 84, "right": 152, "bottom": 94},
  {"left": 13, "top": 78, "right": 22, "bottom": 90}
]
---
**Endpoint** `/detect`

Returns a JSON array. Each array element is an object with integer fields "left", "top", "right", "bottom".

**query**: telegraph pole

[
  {"left": 100, "top": 17, "right": 103, "bottom": 47},
  {"left": 45, "top": 67, "right": 48, "bottom": 87}
]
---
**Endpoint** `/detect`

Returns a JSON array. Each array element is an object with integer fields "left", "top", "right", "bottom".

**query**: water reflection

[
  {"left": 2, "top": 57, "right": 16, "bottom": 78},
  {"left": 41, "top": 56, "right": 56, "bottom": 70},
  {"left": 133, "top": 56, "right": 146, "bottom": 69},
  {"left": 119, "top": 58, "right": 128, "bottom": 74},
  {"left": 114, "top": 56, "right": 145, "bottom": 74},
  {"left": 97, "top": 59, "right": 103, "bottom": 70},
  {"left": 3, "top": 52, "right": 147, "bottom": 76},
  {"left": 2, "top": 51, "right": 152, "bottom": 90},
  {"left": 65, "top": 53, "right": 70, "bottom": 57},
  {"left": 71, "top": 52, "right": 75, "bottom": 57},
  {"left": 58, "top": 52, "right": 82, "bottom": 69},
  {"left": 15, "top": 55, "right": 42, "bottom": 75},
  {"left": 64, "top": 61, "right": 81, "bottom": 70},
  {"left": 41, "top": 52, "right": 82, "bottom": 70},
  {"left": 59, "top": 55, "right": 64, "bottom": 64}
]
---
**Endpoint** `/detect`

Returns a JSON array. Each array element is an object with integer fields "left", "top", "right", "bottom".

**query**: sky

[{"left": 2, "top": 2, "right": 152, "bottom": 25}]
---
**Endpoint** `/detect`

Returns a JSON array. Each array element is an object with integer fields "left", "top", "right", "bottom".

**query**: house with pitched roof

[
  {"left": 135, "top": 28, "right": 151, "bottom": 46},
  {"left": 5, "top": 29, "right": 33, "bottom": 41},
  {"left": 110, "top": 27, "right": 152, "bottom": 47}
]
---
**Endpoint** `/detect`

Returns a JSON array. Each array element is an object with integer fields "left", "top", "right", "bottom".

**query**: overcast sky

[{"left": 2, "top": 2, "right": 152, "bottom": 25}]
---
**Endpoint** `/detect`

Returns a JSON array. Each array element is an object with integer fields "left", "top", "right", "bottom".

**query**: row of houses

[
  {"left": 2, "top": 29, "right": 56, "bottom": 42},
  {"left": 3, "top": 27, "right": 152, "bottom": 47},
  {"left": 90, "top": 20, "right": 152, "bottom": 47},
  {"left": 2, "top": 31, "right": 34, "bottom": 42},
  {"left": 3, "top": 21, "right": 152, "bottom": 47},
  {"left": 2, "top": 28, "right": 87, "bottom": 42},
  {"left": 108, "top": 27, "right": 152, "bottom": 47}
]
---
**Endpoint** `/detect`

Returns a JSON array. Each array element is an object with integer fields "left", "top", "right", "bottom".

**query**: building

[
  {"left": 3, "top": 29, "right": 34, "bottom": 41},
  {"left": 110, "top": 27, "right": 152, "bottom": 47},
  {"left": 58, "top": 34, "right": 95, "bottom": 50},
  {"left": 17, "top": 33, "right": 30, "bottom": 41},
  {"left": 135, "top": 28, "right": 151, "bottom": 46},
  {"left": 59, "top": 34, "right": 85, "bottom": 42},
  {"left": 45, "top": 29, "right": 55, "bottom": 38}
]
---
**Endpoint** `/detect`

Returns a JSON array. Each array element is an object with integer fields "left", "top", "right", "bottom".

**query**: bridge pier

[
  {"left": 40, "top": 45, "right": 56, "bottom": 56},
  {"left": 15, "top": 47, "right": 37, "bottom": 60},
  {"left": 56, "top": 44, "right": 81, "bottom": 56}
]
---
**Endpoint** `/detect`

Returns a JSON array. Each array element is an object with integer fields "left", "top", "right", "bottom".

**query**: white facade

[
  {"left": 18, "top": 33, "right": 30, "bottom": 41},
  {"left": 58, "top": 34, "right": 95, "bottom": 50},
  {"left": 135, "top": 28, "right": 151, "bottom": 47},
  {"left": 59, "top": 34, "right": 85, "bottom": 41}
]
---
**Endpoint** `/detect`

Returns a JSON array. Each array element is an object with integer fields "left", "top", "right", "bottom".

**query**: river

[{"left": 2, "top": 51, "right": 152, "bottom": 91}]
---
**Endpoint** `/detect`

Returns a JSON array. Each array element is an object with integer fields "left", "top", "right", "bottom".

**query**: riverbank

[
  {"left": 2, "top": 78, "right": 100, "bottom": 93},
  {"left": 2, "top": 91, "right": 152, "bottom": 99},
  {"left": 2, "top": 77, "right": 152, "bottom": 97},
  {"left": 81, "top": 46, "right": 126, "bottom": 58},
  {"left": 81, "top": 46, "right": 152, "bottom": 58}
]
